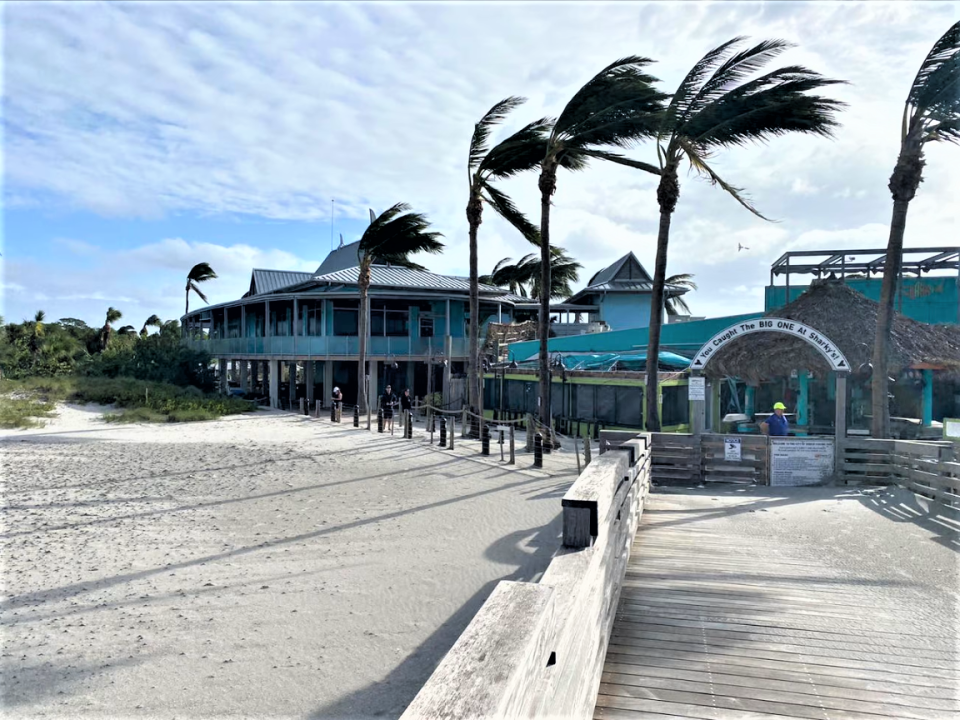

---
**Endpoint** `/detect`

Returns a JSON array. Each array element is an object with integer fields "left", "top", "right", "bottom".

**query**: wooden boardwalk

[{"left": 595, "top": 488, "right": 960, "bottom": 720}]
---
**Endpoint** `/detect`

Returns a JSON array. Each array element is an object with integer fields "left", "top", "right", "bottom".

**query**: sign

[
  {"left": 689, "top": 376, "right": 706, "bottom": 401},
  {"left": 944, "top": 418, "right": 960, "bottom": 441},
  {"left": 724, "top": 437, "right": 741, "bottom": 462},
  {"left": 770, "top": 438, "right": 835, "bottom": 486},
  {"left": 690, "top": 318, "right": 850, "bottom": 373}
]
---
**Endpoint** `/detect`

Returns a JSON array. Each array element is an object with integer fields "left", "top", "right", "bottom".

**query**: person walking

[
  {"left": 331, "top": 386, "right": 342, "bottom": 421},
  {"left": 399, "top": 388, "right": 412, "bottom": 428},
  {"left": 760, "top": 401, "right": 790, "bottom": 436},
  {"left": 380, "top": 384, "right": 398, "bottom": 434}
]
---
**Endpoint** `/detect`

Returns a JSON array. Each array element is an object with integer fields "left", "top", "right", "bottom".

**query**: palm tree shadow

[
  {"left": 854, "top": 485, "right": 960, "bottom": 552},
  {"left": 308, "top": 517, "right": 563, "bottom": 719}
]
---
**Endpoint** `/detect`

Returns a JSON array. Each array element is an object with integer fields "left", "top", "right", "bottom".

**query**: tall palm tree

[
  {"left": 117, "top": 325, "right": 137, "bottom": 339},
  {"left": 643, "top": 37, "right": 845, "bottom": 431},
  {"left": 665, "top": 273, "right": 698, "bottom": 316},
  {"left": 356, "top": 204, "right": 444, "bottom": 412},
  {"left": 140, "top": 314, "right": 162, "bottom": 338},
  {"left": 480, "top": 257, "right": 529, "bottom": 297},
  {"left": 99, "top": 307, "right": 122, "bottom": 351},
  {"left": 466, "top": 97, "right": 549, "bottom": 412},
  {"left": 186, "top": 262, "right": 217, "bottom": 316},
  {"left": 872, "top": 22, "right": 959, "bottom": 438},
  {"left": 536, "top": 57, "right": 667, "bottom": 425}
]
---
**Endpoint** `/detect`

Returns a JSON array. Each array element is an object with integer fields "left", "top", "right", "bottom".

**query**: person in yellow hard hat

[{"left": 761, "top": 402, "right": 790, "bottom": 436}]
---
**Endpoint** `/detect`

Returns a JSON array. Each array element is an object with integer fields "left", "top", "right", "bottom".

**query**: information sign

[
  {"left": 724, "top": 437, "right": 741, "bottom": 462},
  {"left": 770, "top": 438, "right": 835, "bottom": 486},
  {"left": 689, "top": 376, "right": 706, "bottom": 401}
]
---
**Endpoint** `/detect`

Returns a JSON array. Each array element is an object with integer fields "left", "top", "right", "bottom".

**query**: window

[
  {"left": 385, "top": 311, "right": 408, "bottom": 337},
  {"left": 333, "top": 308, "right": 359, "bottom": 336},
  {"left": 420, "top": 316, "right": 434, "bottom": 338},
  {"left": 661, "top": 384, "right": 689, "bottom": 427}
]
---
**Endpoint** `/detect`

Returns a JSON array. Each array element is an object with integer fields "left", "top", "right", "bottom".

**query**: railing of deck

[
  {"left": 839, "top": 437, "right": 960, "bottom": 507},
  {"left": 400, "top": 435, "right": 652, "bottom": 719}
]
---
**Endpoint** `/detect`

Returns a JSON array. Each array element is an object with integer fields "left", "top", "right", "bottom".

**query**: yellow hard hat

[{"left": 773, "top": 402, "right": 786, "bottom": 410}]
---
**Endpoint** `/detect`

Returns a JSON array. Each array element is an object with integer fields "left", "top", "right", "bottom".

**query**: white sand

[{"left": 1, "top": 405, "right": 579, "bottom": 719}]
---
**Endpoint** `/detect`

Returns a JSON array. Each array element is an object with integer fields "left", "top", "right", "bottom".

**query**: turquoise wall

[
  {"left": 766, "top": 277, "right": 958, "bottom": 325},
  {"left": 507, "top": 312, "right": 764, "bottom": 362},
  {"left": 599, "top": 293, "right": 653, "bottom": 331}
]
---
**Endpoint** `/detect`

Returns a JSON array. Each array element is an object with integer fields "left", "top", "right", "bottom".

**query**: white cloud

[
  {"left": 53, "top": 238, "right": 101, "bottom": 256},
  {"left": 4, "top": 2, "right": 959, "bottom": 323}
]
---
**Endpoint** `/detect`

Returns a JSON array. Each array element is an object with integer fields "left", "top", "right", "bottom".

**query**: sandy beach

[{"left": 1, "top": 405, "right": 579, "bottom": 719}]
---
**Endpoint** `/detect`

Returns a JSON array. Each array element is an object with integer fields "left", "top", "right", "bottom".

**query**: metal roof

[
  {"left": 587, "top": 252, "right": 653, "bottom": 287},
  {"left": 770, "top": 247, "right": 960, "bottom": 282},
  {"left": 315, "top": 240, "right": 362, "bottom": 275},
  {"left": 568, "top": 252, "right": 686, "bottom": 305},
  {"left": 247, "top": 269, "right": 315, "bottom": 296},
  {"left": 313, "top": 265, "right": 506, "bottom": 295}
]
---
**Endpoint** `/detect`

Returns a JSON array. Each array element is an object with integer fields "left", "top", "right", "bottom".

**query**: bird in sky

[{"left": 738, "top": 243, "right": 749, "bottom": 252}]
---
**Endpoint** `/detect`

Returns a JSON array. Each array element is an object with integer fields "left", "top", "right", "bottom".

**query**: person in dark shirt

[
  {"left": 380, "top": 384, "right": 397, "bottom": 433},
  {"left": 761, "top": 402, "right": 790, "bottom": 436},
  {"left": 399, "top": 388, "right": 412, "bottom": 428}
]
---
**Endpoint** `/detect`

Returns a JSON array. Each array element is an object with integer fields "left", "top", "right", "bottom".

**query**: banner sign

[{"left": 690, "top": 318, "right": 850, "bottom": 373}]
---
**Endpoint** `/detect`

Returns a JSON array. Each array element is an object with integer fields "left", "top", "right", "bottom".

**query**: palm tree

[
  {"left": 481, "top": 247, "right": 583, "bottom": 300},
  {"left": 665, "top": 274, "right": 698, "bottom": 316},
  {"left": 185, "top": 262, "right": 217, "bottom": 316},
  {"left": 140, "top": 314, "right": 162, "bottom": 338},
  {"left": 99, "top": 307, "right": 122, "bottom": 351},
  {"left": 356, "top": 204, "right": 444, "bottom": 412},
  {"left": 466, "top": 97, "right": 549, "bottom": 412},
  {"left": 536, "top": 57, "right": 667, "bottom": 425},
  {"left": 117, "top": 325, "right": 137, "bottom": 338},
  {"left": 872, "top": 22, "right": 959, "bottom": 438},
  {"left": 28, "top": 310, "right": 45, "bottom": 368},
  {"left": 642, "top": 37, "right": 845, "bottom": 431}
]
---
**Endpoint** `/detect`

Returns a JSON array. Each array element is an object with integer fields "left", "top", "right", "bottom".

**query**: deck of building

[{"left": 595, "top": 485, "right": 960, "bottom": 720}]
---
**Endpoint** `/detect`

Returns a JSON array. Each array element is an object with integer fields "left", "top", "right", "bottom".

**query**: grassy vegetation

[{"left": 1, "top": 375, "right": 256, "bottom": 428}]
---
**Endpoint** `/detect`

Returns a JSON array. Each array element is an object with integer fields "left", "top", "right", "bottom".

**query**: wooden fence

[
  {"left": 647, "top": 433, "right": 769, "bottom": 486},
  {"left": 839, "top": 437, "right": 960, "bottom": 507},
  {"left": 400, "top": 435, "right": 651, "bottom": 719}
]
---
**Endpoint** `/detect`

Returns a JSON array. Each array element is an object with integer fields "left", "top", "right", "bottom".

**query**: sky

[{"left": 3, "top": 1, "right": 958, "bottom": 329}]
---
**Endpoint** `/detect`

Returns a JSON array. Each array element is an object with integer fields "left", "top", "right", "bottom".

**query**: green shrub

[
  {"left": 103, "top": 407, "right": 168, "bottom": 424},
  {"left": 0, "top": 395, "right": 57, "bottom": 429}
]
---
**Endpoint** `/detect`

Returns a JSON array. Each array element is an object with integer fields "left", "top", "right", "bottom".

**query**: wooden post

[
  {"left": 525, "top": 413, "right": 534, "bottom": 452},
  {"left": 584, "top": 435, "right": 592, "bottom": 467},
  {"left": 575, "top": 437, "right": 582, "bottom": 475},
  {"left": 449, "top": 417, "right": 455, "bottom": 449},
  {"left": 533, "top": 433, "right": 543, "bottom": 468},
  {"left": 509, "top": 426, "right": 515, "bottom": 465},
  {"left": 835, "top": 372, "right": 847, "bottom": 478},
  {"left": 300, "top": 398, "right": 306, "bottom": 415}
]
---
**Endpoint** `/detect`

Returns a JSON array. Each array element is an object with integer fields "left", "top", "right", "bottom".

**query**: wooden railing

[
  {"left": 648, "top": 433, "right": 769, "bottom": 485},
  {"left": 839, "top": 437, "right": 960, "bottom": 507},
  {"left": 400, "top": 435, "right": 651, "bottom": 719}
]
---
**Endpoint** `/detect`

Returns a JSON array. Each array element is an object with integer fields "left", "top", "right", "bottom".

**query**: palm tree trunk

[
  {"left": 467, "top": 194, "right": 482, "bottom": 414},
  {"left": 646, "top": 168, "right": 679, "bottom": 432},
  {"left": 185, "top": 285, "right": 190, "bottom": 317},
  {"left": 537, "top": 162, "right": 557, "bottom": 427},
  {"left": 871, "top": 198, "right": 910, "bottom": 438}
]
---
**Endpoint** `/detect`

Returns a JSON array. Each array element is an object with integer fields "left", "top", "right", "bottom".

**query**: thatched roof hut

[{"left": 707, "top": 279, "right": 960, "bottom": 382}]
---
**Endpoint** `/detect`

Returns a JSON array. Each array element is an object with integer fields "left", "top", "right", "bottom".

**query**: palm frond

[
  {"left": 680, "top": 141, "right": 773, "bottom": 220},
  {"left": 469, "top": 96, "right": 527, "bottom": 173},
  {"left": 577, "top": 149, "right": 661, "bottom": 175},
  {"left": 480, "top": 183, "right": 540, "bottom": 245},
  {"left": 105, "top": 307, "right": 122, "bottom": 325},
  {"left": 666, "top": 273, "right": 698, "bottom": 290},
  {"left": 665, "top": 295, "right": 692, "bottom": 315},
  {"left": 359, "top": 204, "right": 444, "bottom": 266},
  {"left": 187, "top": 262, "right": 217, "bottom": 283},
  {"left": 478, "top": 117, "right": 553, "bottom": 179},
  {"left": 908, "top": 21, "right": 960, "bottom": 116},
  {"left": 665, "top": 36, "right": 745, "bottom": 127},
  {"left": 188, "top": 282, "right": 209, "bottom": 304}
]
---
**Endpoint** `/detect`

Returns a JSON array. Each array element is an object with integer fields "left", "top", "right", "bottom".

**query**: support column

[
  {"left": 369, "top": 361, "right": 380, "bottom": 413},
  {"left": 835, "top": 373, "right": 847, "bottom": 477},
  {"left": 306, "top": 361, "right": 315, "bottom": 406},
  {"left": 288, "top": 361, "right": 297, "bottom": 409},
  {"left": 443, "top": 334, "right": 452, "bottom": 405},
  {"left": 323, "top": 360, "right": 334, "bottom": 407},
  {"left": 798, "top": 371, "right": 810, "bottom": 432},
  {"left": 240, "top": 360, "right": 249, "bottom": 392},
  {"left": 745, "top": 385, "right": 756, "bottom": 419},
  {"left": 922, "top": 369, "right": 934, "bottom": 427},
  {"left": 406, "top": 361, "right": 415, "bottom": 394},
  {"left": 261, "top": 361, "right": 269, "bottom": 396},
  {"left": 269, "top": 360, "right": 280, "bottom": 409},
  {"left": 219, "top": 358, "right": 227, "bottom": 394}
]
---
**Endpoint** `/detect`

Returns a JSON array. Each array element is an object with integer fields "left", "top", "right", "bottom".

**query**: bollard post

[
  {"left": 481, "top": 423, "right": 490, "bottom": 456},
  {"left": 430, "top": 412, "right": 435, "bottom": 445},
  {"left": 500, "top": 429, "right": 504, "bottom": 461},
  {"left": 314, "top": 400, "right": 320, "bottom": 418},
  {"left": 509, "top": 425, "right": 515, "bottom": 465},
  {"left": 353, "top": 405, "right": 359, "bottom": 428},
  {"left": 300, "top": 398, "right": 306, "bottom": 415},
  {"left": 462, "top": 408, "right": 468, "bottom": 438},
  {"left": 449, "top": 417, "right": 455, "bottom": 450},
  {"left": 525, "top": 414, "right": 534, "bottom": 452},
  {"left": 439, "top": 417, "right": 447, "bottom": 446},
  {"left": 407, "top": 410, "right": 414, "bottom": 438},
  {"left": 575, "top": 437, "right": 582, "bottom": 475},
  {"left": 533, "top": 433, "right": 543, "bottom": 468},
  {"left": 330, "top": 403, "right": 337, "bottom": 422},
  {"left": 584, "top": 435, "right": 592, "bottom": 466},
  {"left": 377, "top": 407, "right": 384, "bottom": 433}
]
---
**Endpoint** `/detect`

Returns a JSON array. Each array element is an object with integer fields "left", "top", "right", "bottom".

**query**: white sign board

[
  {"left": 724, "top": 437, "right": 742, "bottom": 462},
  {"left": 770, "top": 438, "right": 835, "bottom": 486},
  {"left": 944, "top": 418, "right": 960, "bottom": 441},
  {"left": 689, "top": 376, "right": 706, "bottom": 401},
  {"left": 690, "top": 318, "right": 850, "bottom": 373}
]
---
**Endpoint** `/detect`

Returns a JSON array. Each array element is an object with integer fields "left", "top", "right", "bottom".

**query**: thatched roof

[{"left": 707, "top": 279, "right": 960, "bottom": 381}]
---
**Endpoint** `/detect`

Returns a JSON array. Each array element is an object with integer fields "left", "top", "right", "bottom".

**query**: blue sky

[{"left": 3, "top": 1, "right": 958, "bottom": 328}]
